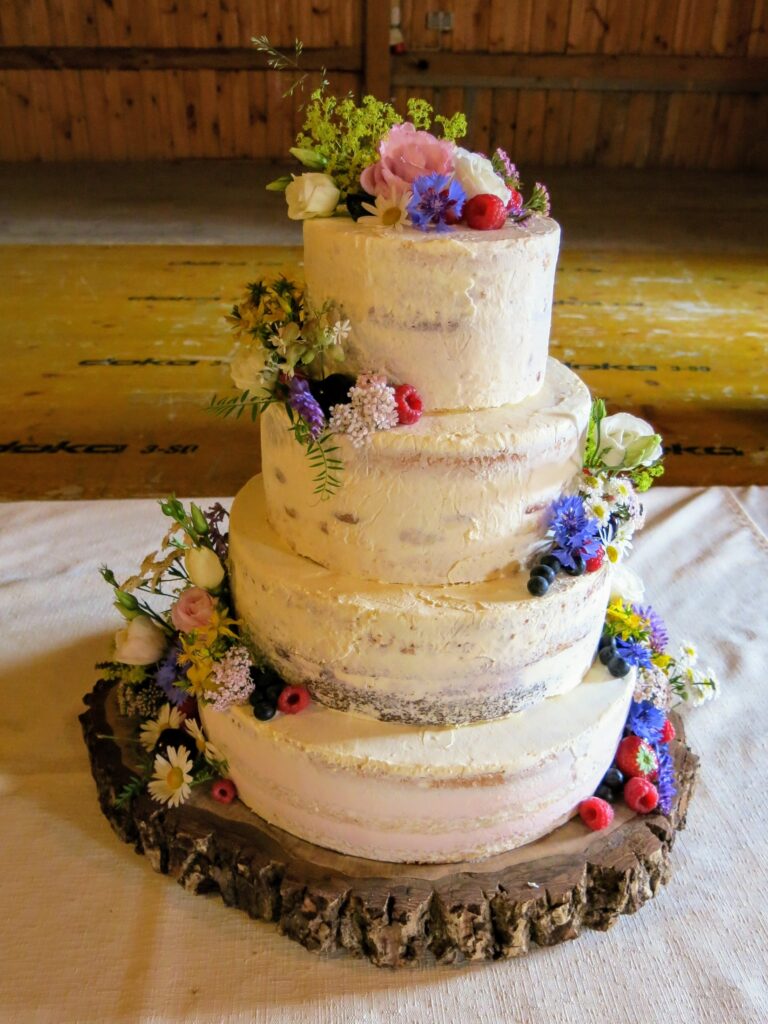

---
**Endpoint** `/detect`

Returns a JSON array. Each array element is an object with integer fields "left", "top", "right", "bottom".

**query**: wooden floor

[{"left": 0, "top": 164, "right": 766, "bottom": 498}]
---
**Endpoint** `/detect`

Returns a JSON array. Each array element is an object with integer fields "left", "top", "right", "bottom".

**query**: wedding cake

[{"left": 94, "top": 93, "right": 717, "bottom": 875}]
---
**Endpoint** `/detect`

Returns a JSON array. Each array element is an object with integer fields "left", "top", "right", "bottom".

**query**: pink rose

[
  {"left": 171, "top": 587, "right": 215, "bottom": 632},
  {"left": 360, "top": 123, "right": 455, "bottom": 199}
]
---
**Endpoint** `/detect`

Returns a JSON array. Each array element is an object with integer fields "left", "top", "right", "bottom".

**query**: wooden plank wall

[{"left": 0, "top": 0, "right": 766, "bottom": 167}]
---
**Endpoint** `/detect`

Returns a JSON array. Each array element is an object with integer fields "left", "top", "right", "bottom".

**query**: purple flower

[
  {"left": 205, "top": 502, "right": 230, "bottom": 562},
  {"left": 407, "top": 173, "right": 466, "bottom": 232},
  {"left": 289, "top": 377, "right": 325, "bottom": 439},
  {"left": 615, "top": 637, "right": 653, "bottom": 669},
  {"left": 634, "top": 604, "right": 669, "bottom": 653},
  {"left": 626, "top": 700, "right": 666, "bottom": 745},
  {"left": 654, "top": 742, "right": 676, "bottom": 814},
  {"left": 153, "top": 642, "right": 188, "bottom": 707},
  {"left": 492, "top": 147, "right": 519, "bottom": 186},
  {"left": 547, "top": 494, "right": 602, "bottom": 569}
]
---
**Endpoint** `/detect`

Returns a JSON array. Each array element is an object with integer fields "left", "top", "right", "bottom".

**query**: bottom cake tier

[{"left": 200, "top": 663, "right": 634, "bottom": 863}]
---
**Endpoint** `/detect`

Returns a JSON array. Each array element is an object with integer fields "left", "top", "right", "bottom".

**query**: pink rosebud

[
  {"left": 360, "top": 123, "right": 455, "bottom": 199},
  {"left": 171, "top": 587, "right": 215, "bottom": 633}
]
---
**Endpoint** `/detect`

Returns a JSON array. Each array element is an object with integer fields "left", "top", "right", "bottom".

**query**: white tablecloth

[{"left": 1, "top": 487, "right": 766, "bottom": 1024}]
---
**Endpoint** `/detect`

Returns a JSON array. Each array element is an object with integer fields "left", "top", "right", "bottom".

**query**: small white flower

[
  {"left": 606, "top": 475, "right": 634, "bottom": 501},
  {"left": 330, "top": 318, "right": 351, "bottom": 346},
  {"left": 361, "top": 190, "right": 412, "bottom": 230},
  {"left": 609, "top": 563, "right": 645, "bottom": 604},
  {"left": 585, "top": 497, "right": 610, "bottom": 524},
  {"left": 184, "top": 718, "right": 224, "bottom": 765},
  {"left": 678, "top": 642, "right": 698, "bottom": 668},
  {"left": 140, "top": 703, "right": 186, "bottom": 752},
  {"left": 329, "top": 374, "right": 399, "bottom": 448},
  {"left": 148, "top": 745, "right": 194, "bottom": 807}
]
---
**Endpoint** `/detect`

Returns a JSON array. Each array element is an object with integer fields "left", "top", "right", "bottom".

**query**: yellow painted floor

[{"left": 1, "top": 244, "right": 766, "bottom": 499}]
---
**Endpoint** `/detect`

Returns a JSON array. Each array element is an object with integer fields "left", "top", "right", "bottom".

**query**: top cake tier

[{"left": 303, "top": 216, "right": 561, "bottom": 412}]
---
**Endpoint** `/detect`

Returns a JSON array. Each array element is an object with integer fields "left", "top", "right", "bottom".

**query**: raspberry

[
  {"left": 211, "top": 779, "right": 237, "bottom": 804},
  {"left": 277, "top": 685, "right": 311, "bottom": 715},
  {"left": 394, "top": 384, "right": 423, "bottom": 425},
  {"left": 506, "top": 189, "right": 523, "bottom": 215},
  {"left": 585, "top": 547, "right": 605, "bottom": 573},
  {"left": 464, "top": 193, "right": 508, "bottom": 230},
  {"left": 661, "top": 718, "right": 676, "bottom": 744},
  {"left": 623, "top": 776, "right": 659, "bottom": 814},
  {"left": 578, "top": 796, "right": 614, "bottom": 831},
  {"left": 615, "top": 735, "right": 658, "bottom": 778}
]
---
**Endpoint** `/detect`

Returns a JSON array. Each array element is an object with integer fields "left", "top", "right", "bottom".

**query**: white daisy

[
  {"left": 184, "top": 718, "right": 225, "bottom": 765},
  {"left": 139, "top": 703, "right": 185, "bottom": 752},
  {"left": 330, "top": 318, "right": 351, "bottom": 346},
  {"left": 678, "top": 642, "right": 698, "bottom": 668},
  {"left": 585, "top": 497, "right": 610, "bottom": 524},
  {"left": 148, "top": 746, "right": 194, "bottom": 807},
  {"left": 606, "top": 476, "right": 634, "bottom": 502},
  {"left": 360, "top": 190, "right": 412, "bottom": 230}
]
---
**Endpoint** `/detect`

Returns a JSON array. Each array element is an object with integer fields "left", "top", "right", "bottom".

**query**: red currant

[
  {"left": 463, "top": 193, "right": 508, "bottom": 230},
  {"left": 394, "top": 384, "right": 423, "bottom": 425},
  {"left": 277, "top": 685, "right": 311, "bottom": 715},
  {"left": 661, "top": 718, "right": 676, "bottom": 744}
]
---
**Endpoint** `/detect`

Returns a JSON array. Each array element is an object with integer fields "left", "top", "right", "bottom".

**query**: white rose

[
  {"left": 185, "top": 546, "right": 225, "bottom": 590},
  {"left": 452, "top": 148, "right": 511, "bottom": 204},
  {"left": 285, "top": 173, "right": 340, "bottom": 220},
  {"left": 230, "top": 345, "right": 273, "bottom": 391},
  {"left": 609, "top": 563, "right": 645, "bottom": 605},
  {"left": 114, "top": 615, "right": 167, "bottom": 666},
  {"left": 599, "top": 413, "right": 663, "bottom": 470}
]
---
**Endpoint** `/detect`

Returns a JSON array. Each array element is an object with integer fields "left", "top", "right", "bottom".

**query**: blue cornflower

[
  {"left": 154, "top": 642, "right": 188, "bottom": 707},
  {"left": 407, "top": 173, "right": 466, "bottom": 232},
  {"left": 634, "top": 603, "right": 669, "bottom": 653},
  {"left": 289, "top": 377, "right": 326, "bottom": 439},
  {"left": 626, "top": 699, "right": 666, "bottom": 745},
  {"left": 654, "top": 742, "right": 677, "bottom": 815},
  {"left": 547, "top": 494, "right": 602, "bottom": 569},
  {"left": 615, "top": 637, "right": 653, "bottom": 669}
]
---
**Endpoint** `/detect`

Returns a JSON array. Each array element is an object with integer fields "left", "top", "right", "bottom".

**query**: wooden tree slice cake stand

[{"left": 80, "top": 679, "right": 699, "bottom": 968}]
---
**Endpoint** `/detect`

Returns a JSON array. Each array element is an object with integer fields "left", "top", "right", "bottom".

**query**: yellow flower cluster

[
  {"left": 179, "top": 608, "right": 239, "bottom": 698},
  {"left": 605, "top": 599, "right": 649, "bottom": 640}
]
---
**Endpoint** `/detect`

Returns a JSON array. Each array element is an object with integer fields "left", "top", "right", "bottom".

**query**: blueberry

[
  {"left": 598, "top": 634, "right": 614, "bottom": 651},
  {"left": 527, "top": 575, "right": 550, "bottom": 596},
  {"left": 251, "top": 700, "right": 277, "bottom": 721},
  {"left": 564, "top": 553, "right": 586, "bottom": 576},
  {"left": 602, "top": 767, "right": 625, "bottom": 791},
  {"left": 606, "top": 514, "right": 619, "bottom": 540},
  {"left": 153, "top": 727, "right": 196, "bottom": 760},
  {"left": 309, "top": 373, "right": 357, "bottom": 417},
  {"left": 540, "top": 554, "right": 561, "bottom": 573},
  {"left": 607, "top": 654, "right": 631, "bottom": 678},
  {"left": 595, "top": 784, "right": 616, "bottom": 804},
  {"left": 530, "top": 564, "right": 555, "bottom": 583},
  {"left": 598, "top": 644, "right": 617, "bottom": 666},
  {"left": 345, "top": 190, "right": 376, "bottom": 221}
]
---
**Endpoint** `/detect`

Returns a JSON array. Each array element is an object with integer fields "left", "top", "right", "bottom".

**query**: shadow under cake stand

[{"left": 80, "top": 679, "right": 699, "bottom": 968}]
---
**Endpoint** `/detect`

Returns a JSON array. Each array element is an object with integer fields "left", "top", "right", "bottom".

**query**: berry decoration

[
  {"left": 251, "top": 699, "right": 277, "bottom": 721},
  {"left": 661, "top": 718, "right": 676, "bottom": 744},
  {"left": 579, "top": 796, "right": 614, "bottom": 831},
  {"left": 540, "top": 554, "right": 561, "bottom": 572},
  {"left": 615, "top": 735, "right": 658, "bottom": 779},
  {"left": 564, "top": 552, "right": 586, "bottom": 576},
  {"left": 585, "top": 548, "right": 605, "bottom": 573},
  {"left": 595, "top": 784, "right": 617, "bottom": 804},
  {"left": 530, "top": 564, "right": 556, "bottom": 583},
  {"left": 211, "top": 779, "right": 238, "bottom": 805},
  {"left": 623, "top": 776, "right": 659, "bottom": 814},
  {"left": 598, "top": 642, "right": 617, "bottom": 666},
  {"left": 527, "top": 574, "right": 549, "bottom": 596},
  {"left": 277, "top": 685, "right": 311, "bottom": 715},
  {"left": 601, "top": 766, "right": 625, "bottom": 792},
  {"left": 607, "top": 654, "right": 631, "bottom": 678},
  {"left": 464, "top": 193, "right": 508, "bottom": 230},
  {"left": 394, "top": 384, "right": 423, "bottom": 425}
]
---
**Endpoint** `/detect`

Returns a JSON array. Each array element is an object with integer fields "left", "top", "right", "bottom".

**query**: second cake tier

[
  {"left": 231, "top": 476, "right": 611, "bottom": 726},
  {"left": 262, "top": 358, "right": 590, "bottom": 586}
]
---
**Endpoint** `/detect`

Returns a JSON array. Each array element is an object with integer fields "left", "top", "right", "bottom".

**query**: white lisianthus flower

[
  {"left": 185, "top": 546, "right": 225, "bottom": 590},
  {"left": 609, "top": 563, "right": 646, "bottom": 604},
  {"left": 599, "top": 413, "right": 662, "bottom": 470},
  {"left": 114, "top": 615, "right": 167, "bottom": 666},
  {"left": 285, "top": 172, "right": 340, "bottom": 220},
  {"left": 452, "top": 148, "right": 511, "bottom": 204},
  {"left": 230, "top": 345, "right": 275, "bottom": 391}
]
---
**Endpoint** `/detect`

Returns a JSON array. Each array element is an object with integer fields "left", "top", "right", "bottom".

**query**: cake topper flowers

[{"left": 257, "top": 38, "right": 550, "bottom": 232}]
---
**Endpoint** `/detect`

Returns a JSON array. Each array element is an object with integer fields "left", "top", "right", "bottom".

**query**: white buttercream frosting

[
  {"left": 200, "top": 663, "right": 634, "bottom": 863},
  {"left": 229, "top": 476, "right": 611, "bottom": 725},
  {"left": 263, "top": 358, "right": 590, "bottom": 585},
  {"left": 302, "top": 215, "right": 560, "bottom": 411}
]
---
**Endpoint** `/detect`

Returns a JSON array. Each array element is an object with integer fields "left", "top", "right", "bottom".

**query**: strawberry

[
  {"left": 464, "top": 193, "right": 508, "bottom": 230},
  {"left": 615, "top": 735, "right": 658, "bottom": 779}
]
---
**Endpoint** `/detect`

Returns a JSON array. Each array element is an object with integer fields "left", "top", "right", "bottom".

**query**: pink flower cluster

[{"left": 360, "top": 123, "right": 454, "bottom": 200}]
